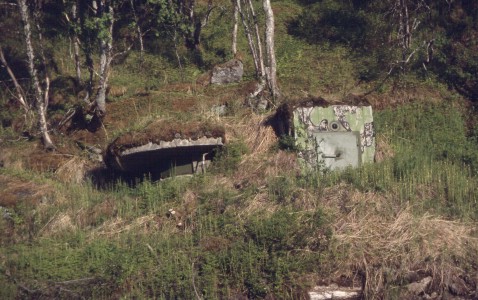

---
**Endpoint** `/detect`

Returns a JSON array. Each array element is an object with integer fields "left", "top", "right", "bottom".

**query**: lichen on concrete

[{"left": 275, "top": 95, "right": 375, "bottom": 171}]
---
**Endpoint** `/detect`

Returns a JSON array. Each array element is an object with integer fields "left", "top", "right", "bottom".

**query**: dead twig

[
  {"left": 191, "top": 262, "right": 202, "bottom": 300},
  {"left": 55, "top": 277, "right": 97, "bottom": 285}
]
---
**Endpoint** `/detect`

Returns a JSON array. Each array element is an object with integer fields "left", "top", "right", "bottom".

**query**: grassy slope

[{"left": 1, "top": 1, "right": 478, "bottom": 299}]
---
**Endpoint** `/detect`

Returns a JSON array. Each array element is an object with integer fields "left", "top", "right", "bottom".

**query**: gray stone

[
  {"left": 309, "top": 285, "right": 361, "bottom": 300},
  {"left": 211, "top": 104, "right": 227, "bottom": 116},
  {"left": 407, "top": 276, "right": 432, "bottom": 295},
  {"left": 210, "top": 59, "right": 243, "bottom": 84}
]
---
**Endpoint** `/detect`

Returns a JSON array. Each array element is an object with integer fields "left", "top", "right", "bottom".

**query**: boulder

[
  {"left": 210, "top": 59, "right": 243, "bottom": 85},
  {"left": 309, "top": 284, "right": 362, "bottom": 300},
  {"left": 407, "top": 276, "right": 432, "bottom": 295}
]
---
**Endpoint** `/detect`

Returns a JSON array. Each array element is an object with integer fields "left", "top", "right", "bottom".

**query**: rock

[
  {"left": 447, "top": 276, "right": 469, "bottom": 296},
  {"left": 1, "top": 206, "right": 13, "bottom": 221},
  {"left": 309, "top": 285, "right": 361, "bottom": 300},
  {"left": 210, "top": 59, "right": 243, "bottom": 85},
  {"left": 407, "top": 276, "right": 432, "bottom": 295},
  {"left": 88, "top": 146, "right": 102, "bottom": 155},
  {"left": 211, "top": 104, "right": 227, "bottom": 116},
  {"left": 424, "top": 292, "right": 439, "bottom": 299},
  {"left": 87, "top": 146, "right": 103, "bottom": 162},
  {"left": 88, "top": 152, "right": 103, "bottom": 163}
]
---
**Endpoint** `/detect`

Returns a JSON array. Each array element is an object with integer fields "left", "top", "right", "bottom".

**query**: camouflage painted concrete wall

[{"left": 293, "top": 105, "right": 375, "bottom": 171}]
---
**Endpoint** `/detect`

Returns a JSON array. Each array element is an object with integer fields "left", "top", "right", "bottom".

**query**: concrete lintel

[{"left": 121, "top": 137, "right": 224, "bottom": 156}]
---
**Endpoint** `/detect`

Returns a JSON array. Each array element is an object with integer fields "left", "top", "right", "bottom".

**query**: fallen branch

[{"left": 55, "top": 277, "right": 98, "bottom": 285}]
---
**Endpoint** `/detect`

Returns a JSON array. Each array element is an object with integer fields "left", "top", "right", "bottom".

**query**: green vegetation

[
  {"left": 1, "top": 0, "right": 478, "bottom": 299},
  {"left": 1, "top": 100, "right": 477, "bottom": 298}
]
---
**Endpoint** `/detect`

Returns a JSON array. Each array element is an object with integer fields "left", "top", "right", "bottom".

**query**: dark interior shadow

[{"left": 86, "top": 167, "right": 159, "bottom": 189}]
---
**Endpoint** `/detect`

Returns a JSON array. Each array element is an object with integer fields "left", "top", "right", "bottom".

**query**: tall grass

[
  {"left": 305, "top": 102, "right": 478, "bottom": 220},
  {"left": 2, "top": 101, "right": 478, "bottom": 299}
]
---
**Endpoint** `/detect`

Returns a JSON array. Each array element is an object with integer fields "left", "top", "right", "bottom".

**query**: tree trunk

[
  {"left": 232, "top": 0, "right": 238, "bottom": 57},
  {"left": 93, "top": 0, "right": 114, "bottom": 117},
  {"left": 237, "top": 0, "right": 279, "bottom": 108},
  {"left": 183, "top": 0, "right": 197, "bottom": 50},
  {"left": 263, "top": 0, "right": 279, "bottom": 100},
  {"left": 397, "top": 0, "right": 411, "bottom": 61},
  {"left": 247, "top": 0, "right": 264, "bottom": 77},
  {"left": 79, "top": 0, "right": 95, "bottom": 102},
  {"left": 17, "top": 0, "right": 54, "bottom": 149},
  {"left": 183, "top": 0, "right": 213, "bottom": 51},
  {"left": 129, "top": 0, "right": 144, "bottom": 59},
  {"left": 72, "top": 1, "right": 82, "bottom": 82},
  {"left": 402, "top": 0, "right": 410, "bottom": 49},
  {"left": 237, "top": 0, "right": 261, "bottom": 77}
]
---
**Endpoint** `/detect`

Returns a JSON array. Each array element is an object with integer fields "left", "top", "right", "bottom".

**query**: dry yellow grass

[
  {"left": 325, "top": 187, "right": 478, "bottom": 298},
  {"left": 0, "top": 174, "right": 54, "bottom": 207},
  {"left": 374, "top": 134, "right": 395, "bottom": 163},
  {"left": 88, "top": 215, "right": 159, "bottom": 239},
  {"left": 222, "top": 112, "right": 301, "bottom": 185},
  {"left": 54, "top": 156, "right": 88, "bottom": 184},
  {"left": 39, "top": 212, "right": 77, "bottom": 237}
]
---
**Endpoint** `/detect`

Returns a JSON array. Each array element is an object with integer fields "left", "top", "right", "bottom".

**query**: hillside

[{"left": 1, "top": 0, "right": 478, "bottom": 299}]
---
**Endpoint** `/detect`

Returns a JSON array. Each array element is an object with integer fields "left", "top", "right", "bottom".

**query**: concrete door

[{"left": 315, "top": 132, "right": 361, "bottom": 170}]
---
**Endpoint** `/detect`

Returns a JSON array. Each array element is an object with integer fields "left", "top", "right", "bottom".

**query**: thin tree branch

[{"left": 0, "top": 45, "right": 29, "bottom": 112}]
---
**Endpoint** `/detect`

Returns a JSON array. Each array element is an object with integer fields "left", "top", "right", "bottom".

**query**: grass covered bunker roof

[{"left": 105, "top": 120, "right": 225, "bottom": 179}]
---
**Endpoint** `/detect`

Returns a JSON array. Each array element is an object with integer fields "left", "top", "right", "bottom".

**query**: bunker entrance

[
  {"left": 104, "top": 120, "right": 225, "bottom": 181},
  {"left": 275, "top": 96, "right": 375, "bottom": 171},
  {"left": 111, "top": 144, "right": 221, "bottom": 180}
]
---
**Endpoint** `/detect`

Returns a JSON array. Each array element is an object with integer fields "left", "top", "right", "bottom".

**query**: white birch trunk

[
  {"left": 232, "top": 0, "right": 238, "bottom": 56},
  {"left": 247, "top": 0, "right": 264, "bottom": 77},
  {"left": 402, "top": 0, "right": 410, "bottom": 49},
  {"left": 94, "top": 0, "right": 114, "bottom": 117},
  {"left": 72, "top": 1, "right": 81, "bottom": 82},
  {"left": 17, "top": 0, "right": 54, "bottom": 149},
  {"left": 129, "top": 0, "right": 144, "bottom": 59},
  {"left": 83, "top": 0, "right": 98, "bottom": 102},
  {"left": 263, "top": 0, "right": 279, "bottom": 100},
  {"left": 237, "top": 0, "right": 260, "bottom": 77}
]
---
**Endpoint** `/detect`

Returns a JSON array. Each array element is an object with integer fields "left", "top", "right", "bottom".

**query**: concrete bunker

[
  {"left": 275, "top": 96, "right": 375, "bottom": 171},
  {"left": 104, "top": 120, "right": 225, "bottom": 180}
]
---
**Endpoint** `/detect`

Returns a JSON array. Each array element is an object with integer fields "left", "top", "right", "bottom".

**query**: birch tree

[
  {"left": 78, "top": 0, "right": 96, "bottom": 102},
  {"left": 236, "top": 0, "right": 264, "bottom": 78},
  {"left": 386, "top": 0, "right": 434, "bottom": 74},
  {"left": 17, "top": 0, "right": 54, "bottom": 149},
  {"left": 235, "top": 0, "right": 280, "bottom": 107},
  {"left": 182, "top": 0, "right": 214, "bottom": 51},
  {"left": 73, "top": 0, "right": 115, "bottom": 126},
  {"left": 129, "top": 0, "right": 145, "bottom": 59},
  {"left": 63, "top": 0, "right": 82, "bottom": 82},
  {"left": 232, "top": 0, "right": 239, "bottom": 56},
  {"left": 93, "top": 0, "right": 114, "bottom": 118},
  {"left": 263, "top": 0, "right": 279, "bottom": 99}
]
